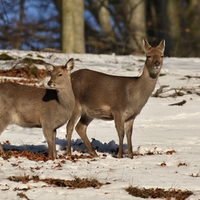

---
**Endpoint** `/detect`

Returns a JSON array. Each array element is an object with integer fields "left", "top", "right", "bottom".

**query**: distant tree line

[{"left": 0, "top": 0, "right": 200, "bottom": 57}]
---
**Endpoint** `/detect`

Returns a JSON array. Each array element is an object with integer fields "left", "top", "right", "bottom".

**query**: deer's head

[
  {"left": 143, "top": 39, "right": 165, "bottom": 79},
  {"left": 47, "top": 58, "right": 74, "bottom": 89}
]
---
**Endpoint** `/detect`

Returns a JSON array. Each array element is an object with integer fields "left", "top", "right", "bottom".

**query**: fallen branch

[
  {"left": 152, "top": 85, "right": 200, "bottom": 98},
  {"left": 152, "top": 85, "right": 169, "bottom": 97},
  {"left": 185, "top": 75, "right": 200, "bottom": 79},
  {"left": 169, "top": 100, "right": 186, "bottom": 106}
]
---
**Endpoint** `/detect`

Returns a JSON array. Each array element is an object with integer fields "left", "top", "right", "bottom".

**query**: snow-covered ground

[{"left": 0, "top": 50, "right": 200, "bottom": 199}]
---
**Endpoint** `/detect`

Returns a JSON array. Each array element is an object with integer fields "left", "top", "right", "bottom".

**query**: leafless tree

[{"left": 1, "top": 0, "right": 200, "bottom": 56}]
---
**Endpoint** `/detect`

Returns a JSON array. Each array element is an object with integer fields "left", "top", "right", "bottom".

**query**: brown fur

[
  {"left": 0, "top": 58, "right": 75, "bottom": 158},
  {"left": 66, "top": 40, "right": 165, "bottom": 158}
]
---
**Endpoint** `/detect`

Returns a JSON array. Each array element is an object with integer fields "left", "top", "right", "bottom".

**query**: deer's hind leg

[{"left": 75, "top": 114, "right": 97, "bottom": 157}]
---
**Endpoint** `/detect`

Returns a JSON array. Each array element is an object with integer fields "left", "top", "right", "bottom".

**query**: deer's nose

[
  {"left": 154, "top": 61, "right": 160, "bottom": 66},
  {"left": 48, "top": 80, "right": 52, "bottom": 86}
]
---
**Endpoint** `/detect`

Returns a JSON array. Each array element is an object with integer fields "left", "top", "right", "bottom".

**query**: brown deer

[
  {"left": 66, "top": 39, "right": 165, "bottom": 158},
  {"left": 0, "top": 58, "right": 75, "bottom": 158}
]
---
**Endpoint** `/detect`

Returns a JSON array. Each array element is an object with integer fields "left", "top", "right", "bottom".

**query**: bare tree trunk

[
  {"left": 166, "top": 0, "right": 181, "bottom": 56},
  {"left": 14, "top": 0, "right": 25, "bottom": 49},
  {"left": 187, "top": 0, "right": 200, "bottom": 56},
  {"left": 74, "top": 0, "right": 85, "bottom": 53},
  {"left": 61, "top": 0, "right": 85, "bottom": 53},
  {"left": 97, "top": 0, "right": 115, "bottom": 42},
  {"left": 124, "top": 0, "right": 146, "bottom": 54}
]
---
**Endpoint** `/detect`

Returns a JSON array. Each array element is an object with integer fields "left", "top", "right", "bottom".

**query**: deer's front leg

[{"left": 125, "top": 119, "right": 134, "bottom": 159}]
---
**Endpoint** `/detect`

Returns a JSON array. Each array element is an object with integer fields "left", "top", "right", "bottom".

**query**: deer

[
  {"left": 0, "top": 58, "right": 75, "bottom": 159},
  {"left": 66, "top": 39, "right": 165, "bottom": 159}
]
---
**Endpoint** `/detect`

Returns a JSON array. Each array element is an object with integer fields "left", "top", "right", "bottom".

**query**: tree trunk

[
  {"left": 187, "top": 0, "right": 200, "bottom": 56},
  {"left": 124, "top": 0, "right": 146, "bottom": 54},
  {"left": 74, "top": 0, "right": 85, "bottom": 53},
  {"left": 97, "top": 0, "right": 115, "bottom": 42},
  {"left": 166, "top": 0, "right": 181, "bottom": 56},
  {"left": 14, "top": 0, "right": 25, "bottom": 49},
  {"left": 61, "top": 0, "right": 85, "bottom": 53}
]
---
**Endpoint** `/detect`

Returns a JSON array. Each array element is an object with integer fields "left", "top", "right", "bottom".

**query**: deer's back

[
  {"left": 0, "top": 82, "right": 58, "bottom": 105},
  {"left": 71, "top": 69, "right": 139, "bottom": 120},
  {"left": 0, "top": 82, "right": 65, "bottom": 127}
]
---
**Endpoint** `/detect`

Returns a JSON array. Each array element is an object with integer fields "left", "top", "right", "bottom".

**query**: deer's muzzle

[{"left": 154, "top": 61, "right": 160, "bottom": 66}]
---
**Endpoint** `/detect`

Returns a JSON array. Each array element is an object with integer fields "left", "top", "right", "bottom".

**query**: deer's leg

[
  {"left": 43, "top": 126, "right": 57, "bottom": 158},
  {"left": 0, "top": 115, "right": 12, "bottom": 157},
  {"left": 0, "top": 143, "right": 5, "bottom": 157},
  {"left": 75, "top": 114, "right": 97, "bottom": 156},
  {"left": 66, "top": 105, "right": 81, "bottom": 155},
  {"left": 125, "top": 119, "right": 134, "bottom": 159},
  {"left": 52, "top": 130, "right": 57, "bottom": 158},
  {"left": 114, "top": 114, "right": 125, "bottom": 158}
]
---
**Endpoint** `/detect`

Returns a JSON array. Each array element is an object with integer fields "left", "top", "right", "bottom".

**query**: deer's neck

[
  {"left": 135, "top": 65, "right": 159, "bottom": 103},
  {"left": 57, "top": 81, "right": 75, "bottom": 109}
]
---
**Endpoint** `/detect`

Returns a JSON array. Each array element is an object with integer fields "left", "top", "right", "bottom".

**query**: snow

[{"left": 0, "top": 50, "right": 200, "bottom": 199}]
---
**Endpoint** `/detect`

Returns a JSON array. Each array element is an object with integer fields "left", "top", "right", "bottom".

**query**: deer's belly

[
  {"left": 12, "top": 114, "right": 41, "bottom": 128},
  {"left": 84, "top": 105, "right": 113, "bottom": 120}
]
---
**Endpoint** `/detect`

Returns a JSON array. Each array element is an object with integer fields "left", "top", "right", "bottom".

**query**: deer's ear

[
  {"left": 158, "top": 39, "right": 165, "bottom": 53},
  {"left": 45, "top": 63, "right": 54, "bottom": 72},
  {"left": 65, "top": 58, "right": 74, "bottom": 71},
  {"left": 143, "top": 39, "right": 152, "bottom": 53}
]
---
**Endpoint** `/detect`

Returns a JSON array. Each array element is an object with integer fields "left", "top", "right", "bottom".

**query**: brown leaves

[
  {"left": 8, "top": 175, "right": 105, "bottom": 189},
  {"left": 3, "top": 148, "right": 96, "bottom": 162},
  {"left": 0, "top": 67, "right": 48, "bottom": 86},
  {"left": 125, "top": 186, "right": 193, "bottom": 199},
  {"left": 166, "top": 150, "right": 176, "bottom": 155},
  {"left": 0, "top": 66, "right": 47, "bottom": 79},
  {"left": 17, "top": 192, "right": 30, "bottom": 200},
  {"left": 2, "top": 149, "right": 52, "bottom": 162}
]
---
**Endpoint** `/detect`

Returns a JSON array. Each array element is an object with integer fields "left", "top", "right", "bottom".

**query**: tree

[
  {"left": 0, "top": 0, "right": 60, "bottom": 50},
  {"left": 124, "top": 0, "right": 146, "bottom": 54},
  {"left": 97, "top": 0, "right": 116, "bottom": 43},
  {"left": 61, "top": 0, "right": 85, "bottom": 53},
  {"left": 1, "top": 0, "right": 200, "bottom": 56}
]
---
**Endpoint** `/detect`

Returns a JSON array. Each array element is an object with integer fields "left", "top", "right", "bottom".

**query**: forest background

[{"left": 0, "top": 0, "right": 200, "bottom": 57}]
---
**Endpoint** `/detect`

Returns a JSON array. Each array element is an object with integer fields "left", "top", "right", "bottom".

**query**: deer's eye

[
  {"left": 58, "top": 73, "right": 62, "bottom": 77},
  {"left": 147, "top": 55, "right": 151, "bottom": 58}
]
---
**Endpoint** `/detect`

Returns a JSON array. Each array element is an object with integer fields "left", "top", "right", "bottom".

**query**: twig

[
  {"left": 185, "top": 75, "right": 200, "bottom": 79},
  {"left": 152, "top": 85, "right": 169, "bottom": 97},
  {"left": 153, "top": 85, "right": 200, "bottom": 98},
  {"left": 169, "top": 100, "right": 186, "bottom": 106}
]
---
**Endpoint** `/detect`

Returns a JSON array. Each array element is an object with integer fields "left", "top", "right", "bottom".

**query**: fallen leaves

[
  {"left": 166, "top": 150, "right": 176, "bottom": 155},
  {"left": 8, "top": 175, "right": 106, "bottom": 189},
  {"left": 160, "top": 162, "right": 166, "bottom": 167},
  {"left": 125, "top": 186, "right": 193, "bottom": 199},
  {"left": 0, "top": 66, "right": 48, "bottom": 86},
  {"left": 2, "top": 149, "right": 52, "bottom": 162},
  {"left": 17, "top": 193, "right": 29, "bottom": 200},
  {"left": 2, "top": 148, "right": 96, "bottom": 162},
  {"left": 0, "top": 67, "right": 47, "bottom": 79}
]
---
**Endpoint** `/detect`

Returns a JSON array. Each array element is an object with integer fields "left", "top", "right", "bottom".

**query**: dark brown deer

[
  {"left": 66, "top": 39, "right": 165, "bottom": 158},
  {"left": 0, "top": 58, "right": 75, "bottom": 158}
]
